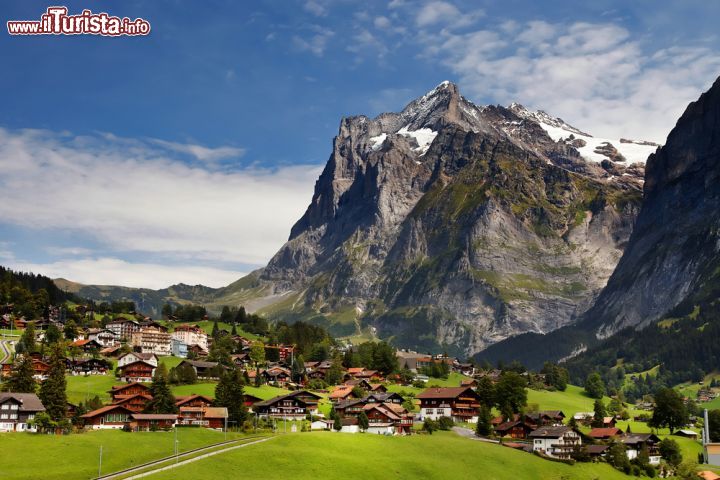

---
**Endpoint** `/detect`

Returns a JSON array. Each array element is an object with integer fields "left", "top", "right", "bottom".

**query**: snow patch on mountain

[
  {"left": 398, "top": 125, "right": 438, "bottom": 156},
  {"left": 509, "top": 103, "right": 659, "bottom": 165},
  {"left": 369, "top": 133, "right": 387, "bottom": 151}
]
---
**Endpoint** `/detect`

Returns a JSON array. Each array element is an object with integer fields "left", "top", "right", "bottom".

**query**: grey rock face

[
  {"left": 585, "top": 76, "right": 720, "bottom": 338},
  {"left": 255, "top": 82, "right": 649, "bottom": 355}
]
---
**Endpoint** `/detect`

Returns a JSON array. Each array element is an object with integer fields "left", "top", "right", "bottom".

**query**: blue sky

[{"left": 1, "top": 0, "right": 719, "bottom": 288}]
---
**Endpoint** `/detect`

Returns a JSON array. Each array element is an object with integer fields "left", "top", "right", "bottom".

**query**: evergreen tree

[
  {"left": 495, "top": 371, "right": 527, "bottom": 413},
  {"left": 325, "top": 356, "right": 344, "bottom": 386},
  {"left": 6, "top": 355, "right": 36, "bottom": 393},
  {"left": 153, "top": 362, "right": 169, "bottom": 382},
  {"left": 358, "top": 411, "right": 369, "bottom": 432},
  {"left": 214, "top": 369, "right": 248, "bottom": 426},
  {"left": 476, "top": 375, "right": 495, "bottom": 407},
  {"left": 584, "top": 372, "right": 606, "bottom": 399},
  {"left": 605, "top": 440, "right": 630, "bottom": 470},
  {"left": 658, "top": 438, "right": 682, "bottom": 467},
  {"left": 20, "top": 321, "right": 37, "bottom": 354},
  {"left": 636, "top": 443, "right": 651, "bottom": 468},
  {"left": 591, "top": 399, "right": 608, "bottom": 428},
  {"left": 211, "top": 320, "right": 220, "bottom": 339},
  {"left": 231, "top": 322, "right": 238, "bottom": 336},
  {"left": 63, "top": 320, "right": 78, "bottom": 341},
  {"left": 144, "top": 375, "right": 177, "bottom": 414},
  {"left": 234, "top": 306, "right": 247, "bottom": 324},
  {"left": 249, "top": 341, "right": 266, "bottom": 367},
  {"left": 292, "top": 355, "right": 306, "bottom": 384},
  {"left": 39, "top": 345, "right": 67, "bottom": 421},
  {"left": 44, "top": 324, "right": 61, "bottom": 345},
  {"left": 161, "top": 303, "right": 173, "bottom": 319},
  {"left": 475, "top": 405, "right": 493, "bottom": 437},
  {"left": 333, "top": 413, "right": 342, "bottom": 432}
]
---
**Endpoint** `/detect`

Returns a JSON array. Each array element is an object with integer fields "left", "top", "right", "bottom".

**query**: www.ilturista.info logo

[{"left": 7, "top": 6, "right": 150, "bottom": 36}]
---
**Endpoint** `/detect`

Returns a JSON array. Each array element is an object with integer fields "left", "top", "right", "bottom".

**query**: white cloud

[
  {"left": 419, "top": 20, "right": 720, "bottom": 143},
  {"left": 8, "top": 257, "right": 245, "bottom": 290},
  {"left": 292, "top": 30, "right": 335, "bottom": 57},
  {"left": 374, "top": 16, "right": 391, "bottom": 30},
  {"left": 148, "top": 138, "right": 244, "bottom": 163},
  {"left": 415, "top": 1, "right": 484, "bottom": 29},
  {"left": 303, "top": 0, "right": 327, "bottom": 17},
  {"left": 0, "top": 128, "right": 322, "bottom": 277},
  {"left": 347, "top": 29, "right": 389, "bottom": 59}
]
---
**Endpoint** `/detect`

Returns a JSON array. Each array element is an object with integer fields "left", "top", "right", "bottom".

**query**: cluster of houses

[
  {"left": 79, "top": 383, "right": 237, "bottom": 431},
  {"left": 104, "top": 318, "right": 210, "bottom": 358},
  {"left": 491, "top": 410, "right": 664, "bottom": 464}
]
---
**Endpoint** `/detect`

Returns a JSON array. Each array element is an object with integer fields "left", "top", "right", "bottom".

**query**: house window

[
  {"left": 437, "top": 409, "right": 444, "bottom": 415},
  {"left": 426, "top": 409, "right": 434, "bottom": 415},
  {"left": 1, "top": 404, "right": 9, "bottom": 410},
  {"left": 1, "top": 414, "right": 7, "bottom": 419}
]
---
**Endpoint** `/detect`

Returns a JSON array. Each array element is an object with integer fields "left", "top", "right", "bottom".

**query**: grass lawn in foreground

[
  {"left": 147, "top": 431, "right": 632, "bottom": 480},
  {"left": 0, "top": 428, "right": 248, "bottom": 480}
]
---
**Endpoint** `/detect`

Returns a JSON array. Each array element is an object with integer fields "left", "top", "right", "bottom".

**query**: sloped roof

[
  {"left": 81, "top": 404, "right": 133, "bottom": 418},
  {"left": 0, "top": 393, "right": 45, "bottom": 412},
  {"left": 203, "top": 407, "right": 228, "bottom": 419},
  {"left": 528, "top": 426, "right": 573, "bottom": 438},
  {"left": 588, "top": 427, "right": 621, "bottom": 438},
  {"left": 131, "top": 413, "right": 177, "bottom": 420},
  {"left": 416, "top": 387, "right": 477, "bottom": 399}
]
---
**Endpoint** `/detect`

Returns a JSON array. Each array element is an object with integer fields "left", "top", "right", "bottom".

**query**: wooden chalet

[
  {"left": 81, "top": 405, "right": 133, "bottom": 429},
  {"left": 112, "top": 393, "right": 153, "bottom": 412},
  {"left": 109, "top": 382, "right": 152, "bottom": 401},
  {"left": 525, "top": 410, "right": 566, "bottom": 427},
  {"left": 203, "top": 407, "right": 228, "bottom": 429},
  {"left": 130, "top": 413, "right": 177, "bottom": 431},
  {"left": 263, "top": 366, "right": 291, "bottom": 386},
  {"left": 417, "top": 387, "right": 482, "bottom": 423},
  {"left": 31, "top": 359, "right": 51, "bottom": 379},
  {"left": 118, "top": 352, "right": 158, "bottom": 368},
  {"left": 178, "top": 360, "right": 222, "bottom": 379},
  {"left": 118, "top": 360, "right": 155, "bottom": 382},
  {"left": 529, "top": 426, "right": 581, "bottom": 460},
  {"left": 621, "top": 433, "right": 662, "bottom": 465},
  {"left": 254, "top": 390, "right": 322, "bottom": 419},
  {"left": 329, "top": 386, "right": 356, "bottom": 402},
  {"left": 67, "top": 358, "right": 111, "bottom": 375},
  {"left": 69, "top": 339, "right": 103, "bottom": 353},
  {"left": 0, "top": 393, "right": 46, "bottom": 432},
  {"left": 244, "top": 394, "right": 263, "bottom": 408},
  {"left": 494, "top": 419, "right": 536, "bottom": 439}
]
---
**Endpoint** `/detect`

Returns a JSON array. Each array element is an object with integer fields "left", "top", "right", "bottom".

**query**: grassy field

[
  {"left": 170, "top": 382, "right": 287, "bottom": 401},
  {"left": 0, "top": 428, "right": 249, "bottom": 480},
  {"left": 66, "top": 374, "right": 118, "bottom": 404},
  {"left": 147, "top": 431, "right": 633, "bottom": 480},
  {"left": 526, "top": 385, "right": 613, "bottom": 414}
]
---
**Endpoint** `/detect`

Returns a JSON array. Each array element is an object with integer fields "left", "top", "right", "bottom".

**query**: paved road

[
  {"left": 453, "top": 426, "right": 500, "bottom": 443},
  {"left": 0, "top": 339, "right": 12, "bottom": 365}
]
